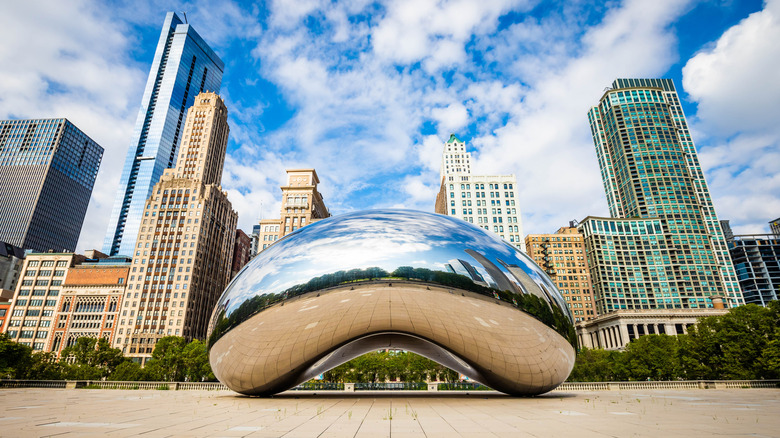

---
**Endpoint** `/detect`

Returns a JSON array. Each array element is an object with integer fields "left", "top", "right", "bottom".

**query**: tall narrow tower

[
  {"left": 581, "top": 79, "right": 742, "bottom": 312},
  {"left": 103, "top": 12, "right": 223, "bottom": 257},
  {"left": 114, "top": 92, "right": 237, "bottom": 363}
]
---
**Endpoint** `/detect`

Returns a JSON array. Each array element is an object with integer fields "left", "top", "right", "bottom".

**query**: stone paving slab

[{"left": 0, "top": 388, "right": 777, "bottom": 437}]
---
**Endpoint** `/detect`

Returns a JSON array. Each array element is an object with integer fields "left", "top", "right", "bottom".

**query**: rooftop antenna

[{"left": 182, "top": 12, "right": 188, "bottom": 23}]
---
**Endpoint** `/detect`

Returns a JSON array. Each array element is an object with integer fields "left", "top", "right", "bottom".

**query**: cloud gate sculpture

[{"left": 208, "top": 210, "right": 576, "bottom": 396}]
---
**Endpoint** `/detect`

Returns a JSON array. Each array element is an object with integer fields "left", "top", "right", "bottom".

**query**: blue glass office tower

[
  {"left": 0, "top": 118, "right": 103, "bottom": 252},
  {"left": 103, "top": 12, "right": 223, "bottom": 256}
]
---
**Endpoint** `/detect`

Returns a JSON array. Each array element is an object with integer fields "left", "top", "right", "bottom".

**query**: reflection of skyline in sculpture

[
  {"left": 208, "top": 210, "right": 576, "bottom": 397},
  {"left": 463, "top": 249, "right": 520, "bottom": 294},
  {"left": 497, "top": 258, "right": 554, "bottom": 306},
  {"left": 446, "top": 258, "right": 488, "bottom": 287}
]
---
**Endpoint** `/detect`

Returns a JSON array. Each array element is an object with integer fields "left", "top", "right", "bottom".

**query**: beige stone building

[
  {"left": 257, "top": 169, "right": 330, "bottom": 251},
  {"left": 576, "top": 308, "right": 728, "bottom": 350},
  {"left": 4, "top": 252, "right": 85, "bottom": 351},
  {"left": 50, "top": 255, "right": 130, "bottom": 355},
  {"left": 525, "top": 226, "right": 596, "bottom": 322},
  {"left": 114, "top": 92, "right": 237, "bottom": 363}
]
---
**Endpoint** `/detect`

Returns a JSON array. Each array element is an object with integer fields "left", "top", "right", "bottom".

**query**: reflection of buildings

[
  {"left": 0, "top": 118, "right": 103, "bottom": 252},
  {"left": 114, "top": 92, "right": 237, "bottom": 364},
  {"left": 525, "top": 226, "right": 595, "bottom": 322},
  {"left": 497, "top": 259, "right": 553, "bottom": 306},
  {"left": 726, "top": 233, "right": 780, "bottom": 306},
  {"left": 257, "top": 169, "right": 330, "bottom": 251},
  {"left": 50, "top": 254, "right": 130, "bottom": 356},
  {"left": 581, "top": 79, "right": 742, "bottom": 313},
  {"left": 464, "top": 249, "right": 518, "bottom": 293},
  {"left": 445, "top": 259, "right": 487, "bottom": 287},
  {"left": 435, "top": 135, "right": 525, "bottom": 251},
  {"left": 103, "top": 12, "right": 224, "bottom": 257}
]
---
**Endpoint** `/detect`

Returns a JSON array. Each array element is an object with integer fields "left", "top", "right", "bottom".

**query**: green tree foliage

[
  {"left": 569, "top": 303, "right": 780, "bottom": 381},
  {"left": 144, "top": 336, "right": 215, "bottom": 381},
  {"left": 568, "top": 347, "right": 625, "bottom": 382},
  {"left": 60, "top": 337, "right": 126, "bottom": 380},
  {"left": 622, "top": 335, "right": 681, "bottom": 381},
  {"left": 322, "top": 351, "right": 459, "bottom": 383},
  {"left": 0, "top": 334, "right": 214, "bottom": 382},
  {"left": 109, "top": 361, "right": 147, "bottom": 381},
  {"left": 684, "top": 303, "right": 779, "bottom": 380},
  {"left": 0, "top": 333, "right": 33, "bottom": 379}
]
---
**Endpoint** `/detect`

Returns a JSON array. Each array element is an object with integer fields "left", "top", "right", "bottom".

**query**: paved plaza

[{"left": 0, "top": 388, "right": 777, "bottom": 437}]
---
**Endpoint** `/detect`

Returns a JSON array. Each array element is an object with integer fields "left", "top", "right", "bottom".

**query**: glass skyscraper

[
  {"left": 0, "top": 118, "right": 103, "bottom": 252},
  {"left": 580, "top": 79, "right": 743, "bottom": 313},
  {"left": 103, "top": 12, "right": 223, "bottom": 256}
]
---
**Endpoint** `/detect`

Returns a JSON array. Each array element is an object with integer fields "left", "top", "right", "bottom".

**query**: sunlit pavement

[{"left": 0, "top": 388, "right": 778, "bottom": 437}]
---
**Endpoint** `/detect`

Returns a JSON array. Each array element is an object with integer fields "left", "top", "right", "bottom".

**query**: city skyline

[{"left": 0, "top": 1, "right": 778, "bottom": 253}]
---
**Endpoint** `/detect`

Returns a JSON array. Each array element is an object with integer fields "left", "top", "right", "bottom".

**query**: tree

[
  {"left": 60, "top": 337, "right": 126, "bottom": 380},
  {"left": 26, "top": 352, "right": 65, "bottom": 380},
  {"left": 181, "top": 340, "right": 215, "bottom": 382},
  {"left": 686, "top": 304, "right": 777, "bottom": 379},
  {"left": 622, "top": 335, "right": 681, "bottom": 381},
  {"left": 145, "top": 336, "right": 188, "bottom": 381},
  {"left": 109, "top": 361, "right": 148, "bottom": 381},
  {"left": 144, "top": 337, "right": 214, "bottom": 381},
  {"left": 568, "top": 347, "right": 625, "bottom": 382},
  {"left": 0, "top": 333, "right": 32, "bottom": 379}
]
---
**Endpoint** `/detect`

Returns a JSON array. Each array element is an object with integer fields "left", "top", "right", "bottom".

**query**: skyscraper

[
  {"left": 727, "top": 233, "right": 779, "bottom": 306},
  {"left": 103, "top": 12, "right": 224, "bottom": 256},
  {"left": 114, "top": 92, "right": 237, "bottom": 363},
  {"left": 435, "top": 135, "right": 525, "bottom": 251},
  {"left": 581, "top": 78, "right": 742, "bottom": 313},
  {"left": 0, "top": 118, "right": 103, "bottom": 252}
]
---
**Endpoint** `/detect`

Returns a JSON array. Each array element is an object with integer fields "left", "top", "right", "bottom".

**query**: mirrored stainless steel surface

[{"left": 208, "top": 209, "right": 576, "bottom": 396}]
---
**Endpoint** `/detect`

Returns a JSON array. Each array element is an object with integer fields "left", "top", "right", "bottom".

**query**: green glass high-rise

[{"left": 580, "top": 79, "right": 742, "bottom": 313}]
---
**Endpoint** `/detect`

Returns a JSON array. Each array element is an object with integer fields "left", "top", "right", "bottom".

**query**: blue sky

[{"left": 1, "top": 0, "right": 779, "bottom": 252}]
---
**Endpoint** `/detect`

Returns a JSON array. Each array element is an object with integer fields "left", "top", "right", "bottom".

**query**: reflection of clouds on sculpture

[
  {"left": 211, "top": 209, "right": 574, "bottom": 343},
  {"left": 220, "top": 210, "right": 513, "bottom": 315}
]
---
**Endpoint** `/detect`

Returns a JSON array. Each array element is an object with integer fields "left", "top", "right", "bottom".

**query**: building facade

[
  {"left": 576, "top": 308, "right": 728, "bottom": 350},
  {"left": 435, "top": 135, "right": 525, "bottom": 251},
  {"left": 727, "top": 234, "right": 780, "bottom": 306},
  {"left": 0, "top": 118, "right": 103, "bottom": 252},
  {"left": 103, "top": 12, "right": 224, "bottom": 257},
  {"left": 4, "top": 252, "right": 85, "bottom": 351},
  {"left": 257, "top": 169, "right": 330, "bottom": 251},
  {"left": 525, "top": 226, "right": 595, "bottom": 322},
  {"left": 113, "top": 92, "right": 237, "bottom": 363},
  {"left": 582, "top": 78, "right": 742, "bottom": 314},
  {"left": 231, "top": 229, "right": 251, "bottom": 278},
  {"left": 770, "top": 218, "right": 780, "bottom": 236},
  {"left": 50, "top": 255, "right": 130, "bottom": 355},
  {"left": 249, "top": 224, "right": 261, "bottom": 257}
]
